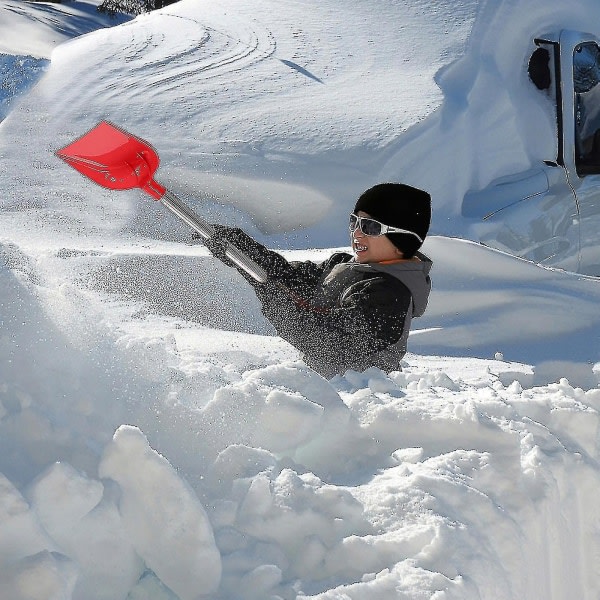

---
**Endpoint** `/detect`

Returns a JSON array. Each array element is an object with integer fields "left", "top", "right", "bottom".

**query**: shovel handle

[{"left": 160, "top": 190, "right": 268, "bottom": 283}]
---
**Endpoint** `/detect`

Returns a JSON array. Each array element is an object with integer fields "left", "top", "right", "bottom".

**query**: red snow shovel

[{"left": 56, "top": 121, "right": 268, "bottom": 282}]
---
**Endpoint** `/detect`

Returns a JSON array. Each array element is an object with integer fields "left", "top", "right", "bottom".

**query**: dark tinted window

[{"left": 574, "top": 43, "right": 600, "bottom": 175}]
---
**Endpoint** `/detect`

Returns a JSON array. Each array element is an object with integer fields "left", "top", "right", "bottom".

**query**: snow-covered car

[{"left": 462, "top": 29, "right": 600, "bottom": 275}]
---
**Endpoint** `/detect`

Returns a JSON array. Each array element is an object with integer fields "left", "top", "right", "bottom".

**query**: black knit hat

[{"left": 354, "top": 183, "right": 431, "bottom": 258}]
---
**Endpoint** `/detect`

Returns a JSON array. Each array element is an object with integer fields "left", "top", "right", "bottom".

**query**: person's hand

[
  {"left": 204, "top": 225, "right": 229, "bottom": 261},
  {"left": 193, "top": 224, "right": 244, "bottom": 264}
]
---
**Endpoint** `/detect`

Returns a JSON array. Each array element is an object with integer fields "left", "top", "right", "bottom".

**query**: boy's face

[{"left": 350, "top": 211, "right": 404, "bottom": 263}]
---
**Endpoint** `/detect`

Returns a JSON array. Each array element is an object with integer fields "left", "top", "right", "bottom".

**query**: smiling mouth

[{"left": 353, "top": 241, "right": 368, "bottom": 253}]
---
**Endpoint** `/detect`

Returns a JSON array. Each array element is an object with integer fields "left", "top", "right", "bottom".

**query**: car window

[{"left": 574, "top": 43, "right": 600, "bottom": 175}]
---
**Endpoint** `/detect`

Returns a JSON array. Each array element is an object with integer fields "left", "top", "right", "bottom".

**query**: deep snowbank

[{"left": 3, "top": 247, "right": 600, "bottom": 599}]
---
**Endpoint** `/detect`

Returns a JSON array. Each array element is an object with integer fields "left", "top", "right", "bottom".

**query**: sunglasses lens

[
  {"left": 349, "top": 214, "right": 358, "bottom": 230},
  {"left": 361, "top": 218, "right": 383, "bottom": 236}
]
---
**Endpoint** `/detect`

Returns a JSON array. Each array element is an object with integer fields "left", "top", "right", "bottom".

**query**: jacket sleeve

[
  {"left": 254, "top": 275, "right": 411, "bottom": 375},
  {"left": 204, "top": 225, "right": 354, "bottom": 297},
  {"left": 204, "top": 225, "right": 327, "bottom": 292}
]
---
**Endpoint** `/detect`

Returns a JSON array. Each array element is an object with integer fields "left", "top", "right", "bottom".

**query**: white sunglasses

[{"left": 349, "top": 213, "right": 423, "bottom": 243}]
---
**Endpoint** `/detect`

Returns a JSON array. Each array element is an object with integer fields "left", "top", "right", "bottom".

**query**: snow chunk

[
  {"left": 26, "top": 462, "right": 103, "bottom": 529},
  {"left": 0, "top": 550, "right": 77, "bottom": 600},
  {"left": 260, "top": 388, "right": 324, "bottom": 451},
  {"left": 233, "top": 468, "right": 371, "bottom": 582},
  {"left": 127, "top": 571, "right": 179, "bottom": 600},
  {"left": 26, "top": 462, "right": 144, "bottom": 600},
  {"left": 0, "top": 473, "right": 52, "bottom": 566},
  {"left": 207, "top": 444, "right": 278, "bottom": 496},
  {"left": 99, "top": 425, "right": 222, "bottom": 599}
]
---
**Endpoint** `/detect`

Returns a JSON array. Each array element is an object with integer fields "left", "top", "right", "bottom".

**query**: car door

[{"left": 562, "top": 32, "right": 600, "bottom": 274}]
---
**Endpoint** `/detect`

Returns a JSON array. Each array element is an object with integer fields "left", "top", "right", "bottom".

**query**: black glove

[
  {"left": 192, "top": 224, "right": 246, "bottom": 266},
  {"left": 204, "top": 224, "right": 231, "bottom": 261}
]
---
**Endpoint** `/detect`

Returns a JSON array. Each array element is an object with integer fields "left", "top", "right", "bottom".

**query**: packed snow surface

[{"left": 1, "top": 0, "right": 600, "bottom": 598}]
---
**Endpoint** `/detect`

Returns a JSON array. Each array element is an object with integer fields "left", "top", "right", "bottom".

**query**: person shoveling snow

[{"left": 200, "top": 183, "right": 433, "bottom": 377}]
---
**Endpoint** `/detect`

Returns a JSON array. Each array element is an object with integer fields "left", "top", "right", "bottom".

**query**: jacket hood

[{"left": 367, "top": 251, "right": 432, "bottom": 317}]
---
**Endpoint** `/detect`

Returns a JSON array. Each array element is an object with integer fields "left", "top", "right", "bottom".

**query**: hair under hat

[{"left": 354, "top": 183, "right": 431, "bottom": 258}]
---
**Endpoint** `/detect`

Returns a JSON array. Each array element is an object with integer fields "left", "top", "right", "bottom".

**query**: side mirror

[{"left": 528, "top": 47, "right": 551, "bottom": 90}]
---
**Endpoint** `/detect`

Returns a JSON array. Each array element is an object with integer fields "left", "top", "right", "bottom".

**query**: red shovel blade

[{"left": 56, "top": 121, "right": 166, "bottom": 199}]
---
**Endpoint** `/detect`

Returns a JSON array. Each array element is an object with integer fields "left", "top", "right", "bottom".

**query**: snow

[
  {"left": 1, "top": 0, "right": 600, "bottom": 598},
  {"left": 98, "top": 425, "right": 221, "bottom": 599}
]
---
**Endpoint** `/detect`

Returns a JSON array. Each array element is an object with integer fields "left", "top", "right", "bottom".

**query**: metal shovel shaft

[{"left": 161, "top": 190, "right": 268, "bottom": 283}]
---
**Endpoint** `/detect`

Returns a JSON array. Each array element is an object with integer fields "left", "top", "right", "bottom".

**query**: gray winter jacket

[{"left": 205, "top": 226, "right": 432, "bottom": 378}]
